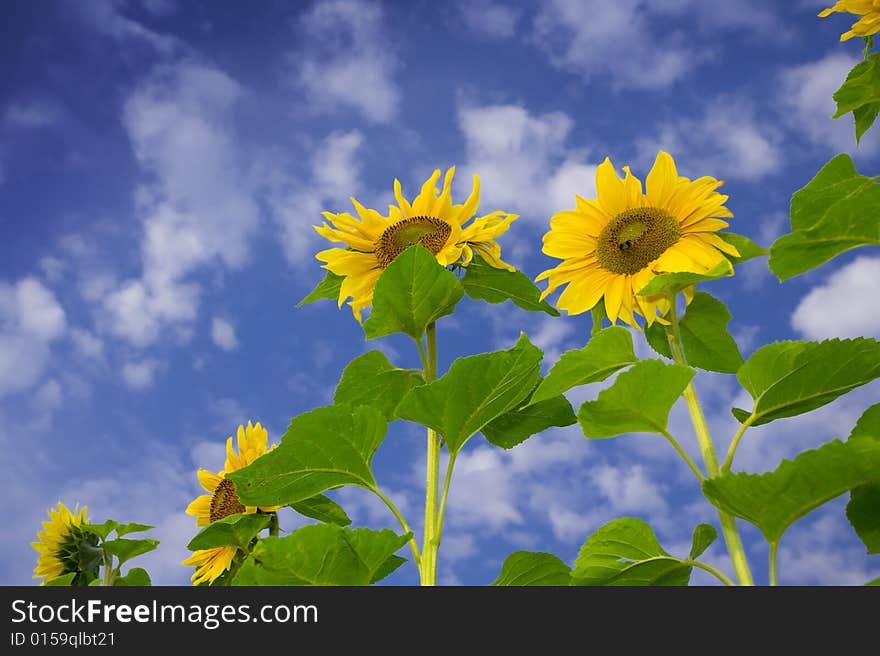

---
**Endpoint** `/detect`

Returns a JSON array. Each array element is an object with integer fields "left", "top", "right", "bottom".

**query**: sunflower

[
  {"left": 182, "top": 421, "right": 280, "bottom": 585},
  {"left": 819, "top": 1, "right": 880, "bottom": 41},
  {"left": 536, "top": 151, "right": 739, "bottom": 328},
  {"left": 32, "top": 502, "right": 94, "bottom": 585},
  {"left": 314, "top": 167, "right": 518, "bottom": 320}
]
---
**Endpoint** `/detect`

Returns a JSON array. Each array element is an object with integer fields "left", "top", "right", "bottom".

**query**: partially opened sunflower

[
  {"left": 314, "top": 167, "right": 518, "bottom": 320},
  {"left": 537, "top": 151, "right": 739, "bottom": 328},
  {"left": 32, "top": 502, "right": 93, "bottom": 585},
  {"left": 819, "top": 1, "right": 880, "bottom": 41},
  {"left": 183, "top": 421, "right": 280, "bottom": 585}
]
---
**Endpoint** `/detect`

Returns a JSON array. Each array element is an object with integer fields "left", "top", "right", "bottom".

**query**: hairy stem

[
  {"left": 421, "top": 322, "right": 441, "bottom": 586},
  {"left": 722, "top": 413, "right": 756, "bottom": 472},
  {"left": 374, "top": 487, "right": 421, "bottom": 569},
  {"left": 769, "top": 542, "right": 779, "bottom": 586}
]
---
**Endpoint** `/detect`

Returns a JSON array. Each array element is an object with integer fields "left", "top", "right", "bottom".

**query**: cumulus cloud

[
  {"left": 292, "top": 0, "right": 400, "bottom": 123},
  {"left": 457, "top": 0, "right": 521, "bottom": 39},
  {"left": 211, "top": 317, "right": 239, "bottom": 351},
  {"left": 122, "top": 358, "right": 160, "bottom": 389},
  {"left": 0, "top": 278, "right": 66, "bottom": 396},
  {"left": 458, "top": 103, "right": 597, "bottom": 222},
  {"left": 791, "top": 256, "right": 880, "bottom": 340}
]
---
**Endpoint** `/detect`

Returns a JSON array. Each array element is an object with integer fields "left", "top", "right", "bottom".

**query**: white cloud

[
  {"left": 779, "top": 53, "right": 880, "bottom": 155},
  {"left": 293, "top": 0, "right": 399, "bottom": 123},
  {"left": 70, "top": 328, "right": 105, "bottom": 359},
  {"left": 32, "top": 379, "right": 62, "bottom": 414},
  {"left": 458, "top": 103, "right": 598, "bottom": 222},
  {"left": 211, "top": 317, "right": 239, "bottom": 351},
  {"left": 591, "top": 464, "right": 669, "bottom": 515},
  {"left": 635, "top": 98, "right": 782, "bottom": 181},
  {"left": 122, "top": 358, "right": 160, "bottom": 389},
  {"left": 791, "top": 256, "right": 880, "bottom": 340},
  {"left": 74, "top": 0, "right": 178, "bottom": 53},
  {"left": 102, "top": 61, "right": 261, "bottom": 347},
  {"left": 458, "top": 0, "right": 520, "bottom": 39}
]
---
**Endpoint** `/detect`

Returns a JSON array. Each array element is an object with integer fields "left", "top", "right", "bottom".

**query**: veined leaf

[
  {"left": 689, "top": 524, "right": 718, "bottom": 560},
  {"left": 233, "top": 525, "right": 410, "bottom": 586},
  {"left": 461, "top": 254, "right": 559, "bottom": 316},
  {"left": 646, "top": 292, "right": 744, "bottom": 374},
  {"left": 570, "top": 518, "right": 692, "bottom": 586},
  {"left": 847, "top": 403, "right": 880, "bottom": 554},
  {"left": 578, "top": 359, "right": 694, "bottom": 438},
  {"left": 481, "top": 395, "right": 576, "bottom": 449},
  {"left": 334, "top": 350, "right": 423, "bottom": 421},
  {"left": 297, "top": 270, "right": 344, "bottom": 307},
  {"left": 45, "top": 573, "right": 77, "bottom": 586},
  {"left": 228, "top": 404, "right": 387, "bottom": 507},
  {"left": 719, "top": 232, "right": 769, "bottom": 266},
  {"left": 396, "top": 333, "right": 543, "bottom": 453},
  {"left": 702, "top": 437, "right": 880, "bottom": 545},
  {"left": 734, "top": 338, "right": 880, "bottom": 426},
  {"left": 770, "top": 154, "right": 880, "bottom": 280},
  {"left": 363, "top": 245, "right": 463, "bottom": 341},
  {"left": 186, "top": 513, "right": 272, "bottom": 551},
  {"left": 114, "top": 568, "right": 151, "bottom": 586},
  {"left": 102, "top": 538, "right": 159, "bottom": 566},
  {"left": 531, "top": 326, "right": 637, "bottom": 404},
  {"left": 491, "top": 552, "right": 571, "bottom": 586},
  {"left": 832, "top": 54, "right": 880, "bottom": 142},
  {"left": 290, "top": 494, "right": 352, "bottom": 527},
  {"left": 636, "top": 259, "right": 733, "bottom": 297}
]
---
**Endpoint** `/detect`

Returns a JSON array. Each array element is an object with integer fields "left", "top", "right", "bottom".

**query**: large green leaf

[
  {"left": 186, "top": 513, "right": 272, "bottom": 551},
  {"left": 228, "top": 404, "right": 387, "bottom": 507},
  {"left": 570, "top": 518, "right": 692, "bottom": 586},
  {"left": 491, "top": 552, "right": 571, "bottom": 586},
  {"left": 481, "top": 395, "right": 576, "bottom": 449},
  {"left": 719, "top": 232, "right": 769, "bottom": 266},
  {"left": 363, "top": 245, "right": 463, "bottom": 340},
  {"left": 334, "top": 350, "right": 424, "bottom": 421},
  {"left": 396, "top": 333, "right": 543, "bottom": 453},
  {"left": 646, "top": 292, "right": 744, "bottom": 374},
  {"left": 102, "top": 538, "right": 159, "bottom": 566},
  {"left": 297, "top": 270, "right": 344, "bottom": 307},
  {"left": 290, "top": 494, "right": 352, "bottom": 527},
  {"left": 578, "top": 360, "right": 694, "bottom": 438},
  {"left": 847, "top": 403, "right": 880, "bottom": 554},
  {"left": 530, "top": 327, "right": 637, "bottom": 404},
  {"left": 635, "top": 259, "right": 733, "bottom": 297},
  {"left": 770, "top": 154, "right": 880, "bottom": 280},
  {"left": 702, "top": 437, "right": 880, "bottom": 545},
  {"left": 733, "top": 338, "right": 880, "bottom": 426},
  {"left": 832, "top": 54, "right": 880, "bottom": 143},
  {"left": 232, "top": 525, "right": 410, "bottom": 586},
  {"left": 461, "top": 254, "right": 559, "bottom": 316},
  {"left": 84, "top": 520, "right": 154, "bottom": 541},
  {"left": 114, "top": 568, "right": 151, "bottom": 586}
]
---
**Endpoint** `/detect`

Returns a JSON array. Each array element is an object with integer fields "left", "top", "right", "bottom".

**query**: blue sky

[{"left": 2, "top": 0, "right": 879, "bottom": 586}]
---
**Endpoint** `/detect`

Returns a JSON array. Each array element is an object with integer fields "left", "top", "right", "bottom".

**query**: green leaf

[
  {"left": 718, "top": 232, "right": 769, "bottom": 266},
  {"left": 734, "top": 338, "right": 880, "bottom": 426},
  {"left": 396, "top": 333, "right": 543, "bottom": 453},
  {"left": 867, "top": 577, "right": 880, "bottom": 586},
  {"left": 531, "top": 326, "right": 638, "bottom": 405},
  {"left": 102, "top": 538, "right": 159, "bottom": 566},
  {"left": 578, "top": 360, "right": 694, "bottom": 438},
  {"left": 363, "top": 245, "right": 463, "bottom": 341},
  {"left": 570, "top": 518, "right": 692, "bottom": 586},
  {"left": 290, "top": 494, "right": 352, "bottom": 527},
  {"left": 334, "top": 350, "right": 424, "bottom": 421},
  {"left": 45, "top": 573, "right": 77, "bottom": 586},
  {"left": 83, "top": 521, "right": 118, "bottom": 541},
  {"left": 645, "top": 292, "right": 744, "bottom": 374},
  {"left": 491, "top": 552, "right": 572, "bottom": 586},
  {"left": 832, "top": 54, "right": 880, "bottom": 141},
  {"left": 110, "top": 522, "right": 154, "bottom": 537},
  {"left": 229, "top": 404, "right": 387, "bottom": 507},
  {"left": 297, "top": 270, "right": 343, "bottom": 307},
  {"left": 689, "top": 524, "right": 718, "bottom": 560},
  {"left": 232, "top": 525, "right": 410, "bottom": 586},
  {"left": 481, "top": 395, "right": 576, "bottom": 449},
  {"left": 114, "top": 567, "right": 151, "bottom": 586},
  {"left": 847, "top": 403, "right": 880, "bottom": 554},
  {"left": 635, "top": 259, "right": 733, "bottom": 297},
  {"left": 702, "top": 437, "right": 880, "bottom": 545},
  {"left": 770, "top": 154, "right": 880, "bottom": 280},
  {"left": 186, "top": 513, "right": 272, "bottom": 551},
  {"left": 461, "top": 254, "right": 559, "bottom": 316}
]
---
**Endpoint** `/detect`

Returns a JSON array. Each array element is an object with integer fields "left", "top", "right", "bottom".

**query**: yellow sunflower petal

[{"left": 595, "top": 157, "right": 627, "bottom": 217}]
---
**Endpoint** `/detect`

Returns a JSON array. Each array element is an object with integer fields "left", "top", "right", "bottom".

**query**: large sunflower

[
  {"left": 819, "top": 1, "right": 880, "bottom": 41},
  {"left": 314, "top": 167, "right": 518, "bottom": 320},
  {"left": 32, "top": 502, "right": 93, "bottom": 585},
  {"left": 182, "top": 421, "right": 280, "bottom": 585},
  {"left": 537, "top": 151, "right": 739, "bottom": 328}
]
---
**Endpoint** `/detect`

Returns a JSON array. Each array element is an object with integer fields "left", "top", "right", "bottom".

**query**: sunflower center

[
  {"left": 596, "top": 207, "right": 681, "bottom": 275},
  {"left": 210, "top": 478, "right": 246, "bottom": 522},
  {"left": 375, "top": 216, "right": 452, "bottom": 268}
]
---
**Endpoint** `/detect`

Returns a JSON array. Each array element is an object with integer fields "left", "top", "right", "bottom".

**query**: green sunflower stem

[
  {"left": 421, "top": 321, "right": 441, "bottom": 586},
  {"left": 102, "top": 548, "right": 115, "bottom": 587},
  {"left": 664, "top": 292, "right": 755, "bottom": 587},
  {"left": 268, "top": 513, "right": 279, "bottom": 537}
]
